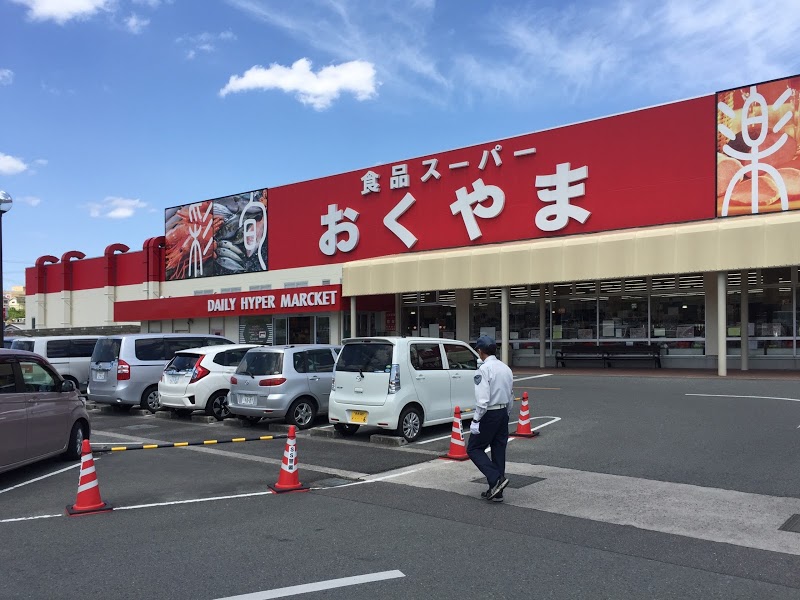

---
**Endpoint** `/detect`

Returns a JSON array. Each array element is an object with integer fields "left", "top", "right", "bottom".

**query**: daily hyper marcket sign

[
  {"left": 268, "top": 96, "right": 716, "bottom": 270},
  {"left": 114, "top": 285, "right": 343, "bottom": 321}
]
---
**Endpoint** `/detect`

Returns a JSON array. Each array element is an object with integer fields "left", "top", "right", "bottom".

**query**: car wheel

[
  {"left": 63, "top": 421, "right": 86, "bottom": 460},
  {"left": 206, "top": 391, "right": 230, "bottom": 421},
  {"left": 141, "top": 385, "right": 160, "bottom": 413},
  {"left": 397, "top": 405, "right": 423, "bottom": 442},
  {"left": 333, "top": 423, "right": 359, "bottom": 436},
  {"left": 286, "top": 398, "right": 317, "bottom": 429}
]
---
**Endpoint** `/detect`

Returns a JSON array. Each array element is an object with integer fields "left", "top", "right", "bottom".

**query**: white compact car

[
  {"left": 328, "top": 336, "right": 480, "bottom": 442},
  {"left": 158, "top": 344, "right": 258, "bottom": 420}
]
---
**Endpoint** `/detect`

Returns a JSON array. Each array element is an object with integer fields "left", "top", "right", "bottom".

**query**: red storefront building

[{"left": 25, "top": 74, "right": 800, "bottom": 373}]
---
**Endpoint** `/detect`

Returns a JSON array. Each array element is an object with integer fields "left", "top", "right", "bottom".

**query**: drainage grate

[
  {"left": 471, "top": 475, "right": 545, "bottom": 489},
  {"left": 779, "top": 514, "right": 800, "bottom": 533},
  {"left": 313, "top": 478, "right": 359, "bottom": 488}
]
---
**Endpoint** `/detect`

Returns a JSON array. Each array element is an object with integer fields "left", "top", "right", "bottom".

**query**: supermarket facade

[{"left": 24, "top": 73, "right": 800, "bottom": 374}]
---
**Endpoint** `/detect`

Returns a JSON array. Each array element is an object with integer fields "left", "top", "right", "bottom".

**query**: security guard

[{"left": 467, "top": 335, "right": 514, "bottom": 502}]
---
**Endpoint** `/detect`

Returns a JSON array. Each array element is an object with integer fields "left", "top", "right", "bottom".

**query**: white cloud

[
  {"left": 19, "top": 196, "right": 42, "bottom": 207},
  {"left": 132, "top": 0, "right": 163, "bottom": 6},
  {"left": 227, "top": 0, "right": 445, "bottom": 104},
  {"left": 0, "top": 69, "right": 14, "bottom": 86},
  {"left": 228, "top": 0, "right": 800, "bottom": 109},
  {"left": 10, "top": 0, "right": 112, "bottom": 25},
  {"left": 0, "top": 153, "right": 28, "bottom": 176},
  {"left": 473, "top": 0, "right": 800, "bottom": 103},
  {"left": 176, "top": 30, "right": 237, "bottom": 59},
  {"left": 220, "top": 58, "right": 377, "bottom": 110},
  {"left": 125, "top": 13, "right": 150, "bottom": 34},
  {"left": 87, "top": 197, "right": 147, "bottom": 219},
  {"left": 34, "top": 159, "right": 48, "bottom": 166}
]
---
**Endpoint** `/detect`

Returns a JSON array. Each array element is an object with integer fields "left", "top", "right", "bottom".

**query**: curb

[{"left": 370, "top": 434, "right": 407, "bottom": 447}]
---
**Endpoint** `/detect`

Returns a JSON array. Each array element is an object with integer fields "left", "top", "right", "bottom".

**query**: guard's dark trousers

[{"left": 467, "top": 408, "right": 509, "bottom": 488}]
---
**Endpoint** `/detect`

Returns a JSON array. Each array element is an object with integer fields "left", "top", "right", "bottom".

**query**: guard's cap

[{"left": 475, "top": 335, "right": 496, "bottom": 352}]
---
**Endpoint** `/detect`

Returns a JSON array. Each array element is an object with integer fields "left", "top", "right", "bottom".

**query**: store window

[
  {"left": 289, "top": 316, "right": 312, "bottom": 344},
  {"left": 470, "top": 301, "right": 500, "bottom": 340},
  {"left": 315, "top": 316, "right": 330, "bottom": 344},
  {"left": 727, "top": 268, "right": 795, "bottom": 356},
  {"left": 551, "top": 296, "right": 597, "bottom": 345},
  {"left": 240, "top": 316, "right": 273, "bottom": 344},
  {"left": 598, "top": 295, "right": 647, "bottom": 343},
  {"left": 649, "top": 294, "right": 705, "bottom": 355},
  {"left": 403, "top": 290, "right": 456, "bottom": 338}
]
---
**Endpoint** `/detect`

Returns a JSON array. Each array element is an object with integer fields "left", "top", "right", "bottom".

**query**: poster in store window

[{"left": 716, "top": 74, "right": 800, "bottom": 217}]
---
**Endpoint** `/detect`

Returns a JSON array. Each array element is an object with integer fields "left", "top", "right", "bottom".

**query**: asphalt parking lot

[{"left": 3, "top": 369, "right": 800, "bottom": 599}]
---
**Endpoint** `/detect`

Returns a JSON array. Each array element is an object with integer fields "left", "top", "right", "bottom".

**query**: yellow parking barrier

[{"left": 92, "top": 434, "right": 286, "bottom": 453}]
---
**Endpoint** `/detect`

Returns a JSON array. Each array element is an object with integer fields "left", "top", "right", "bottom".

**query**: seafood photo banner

[
  {"left": 165, "top": 189, "right": 268, "bottom": 281},
  {"left": 717, "top": 74, "right": 800, "bottom": 217}
]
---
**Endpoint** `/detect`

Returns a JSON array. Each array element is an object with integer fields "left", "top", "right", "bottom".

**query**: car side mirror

[{"left": 61, "top": 379, "right": 77, "bottom": 393}]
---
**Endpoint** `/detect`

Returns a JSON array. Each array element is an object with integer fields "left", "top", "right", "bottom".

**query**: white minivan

[
  {"left": 328, "top": 337, "right": 479, "bottom": 442},
  {"left": 11, "top": 336, "right": 101, "bottom": 393}
]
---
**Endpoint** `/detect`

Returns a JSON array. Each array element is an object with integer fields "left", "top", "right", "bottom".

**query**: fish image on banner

[
  {"left": 165, "top": 201, "right": 218, "bottom": 280},
  {"left": 164, "top": 189, "right": 269, "bottom": 281}
]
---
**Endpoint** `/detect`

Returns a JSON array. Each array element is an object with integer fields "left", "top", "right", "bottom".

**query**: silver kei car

[{"left": 227, "top": 344, "right": 340, "bottom": 429}]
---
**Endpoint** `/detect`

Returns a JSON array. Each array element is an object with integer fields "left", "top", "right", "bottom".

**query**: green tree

[{"left": 7, "top": 307, "right": 24, "bottom": 321}]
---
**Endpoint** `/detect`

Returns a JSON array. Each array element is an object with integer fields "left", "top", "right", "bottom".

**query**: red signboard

[
  {"left": 268, "top": 96, "right": 716, "bottom": 270},
  {"left": 114, "top": 285, "right": 343, "bottom": 321}
]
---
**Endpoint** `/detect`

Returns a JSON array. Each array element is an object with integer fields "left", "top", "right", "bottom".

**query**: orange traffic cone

[
  {"left": 512, "top": 392, "right": 539, "bottom": 438},
  {"left": 442, "top": 406, "right": 470, "bottom": 461},
  {"left": 270, "top": 426, "right": 308, "bottom": 493},
  {"left": 66, "top": 439, "right": 113, "bottom": 516}
]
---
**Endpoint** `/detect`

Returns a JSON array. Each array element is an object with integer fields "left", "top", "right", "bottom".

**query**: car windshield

[
  {"left": 336, "top": 343, "right": 393, "bottom": 373},
  {"left": 166, "top": 354, "right": 200, "bottom": 372},
  {"left": 10, "top": 339, "right": 33, "bottom": 352},
  {"left": 91, "top": 338, "right": 122, "bottom": 362},
  {"left": 236, "top": 351, "right": 283, "bottom": 376}
]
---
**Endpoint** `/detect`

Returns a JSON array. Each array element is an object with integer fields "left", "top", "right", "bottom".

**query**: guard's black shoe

[
  {"left": 487, "top": 477, "right": 509, "bottom": 500},
  {"left": 480, "top": 490, "right": 503, "bottom": 502}
]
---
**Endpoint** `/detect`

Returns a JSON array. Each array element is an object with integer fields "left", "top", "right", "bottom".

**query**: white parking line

[
  {"left": 686, "top": 393, "right": 800, "bottom": 402},
  {"left": 0, "top": 513, "right": 63, "bottom": 524},
  {"left": 0, "top": 462, "right": 82, "bottom": 496},
  {"left": 214, "top": 570, "right": 405, "bottom": 600},
  {"left": 513, "top": 374, "right": 553, "bottom": 382},
  {"left": 413, "top": 415, "right": 561, "bottom": 445},
  {"left": 116, "top": 490, "right": 277, "bottom": 511}
]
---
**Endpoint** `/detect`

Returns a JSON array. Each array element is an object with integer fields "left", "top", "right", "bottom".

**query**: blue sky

[{"left": 0, "top": 0, "right": 799, "bottom": 290}]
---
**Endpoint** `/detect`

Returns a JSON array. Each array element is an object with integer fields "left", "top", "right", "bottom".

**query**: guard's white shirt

[{"left": 473, "top": 355, "right": 514, "bottom": 422}]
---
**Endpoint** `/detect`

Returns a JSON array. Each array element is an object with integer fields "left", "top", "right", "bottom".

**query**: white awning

[{"left": 342, "top": 211, "right": 800, "bottom": 296}]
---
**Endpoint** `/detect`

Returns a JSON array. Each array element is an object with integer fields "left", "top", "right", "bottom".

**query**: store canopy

[{"left": 342, "top": 211, "right": 800, "bottom": 296}]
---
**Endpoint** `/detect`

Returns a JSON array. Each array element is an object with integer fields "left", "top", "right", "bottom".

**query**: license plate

[
  {"left": 238, "top": 395, "right": 257, "bottom": 406},
  {"left": 349, "top": 410, "right": 368, "bottom": 424},
  {"left": 93, "top": 371, "right": 106, "bottom": 381}
]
